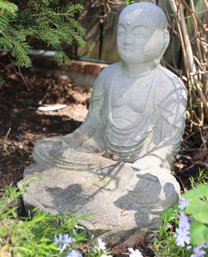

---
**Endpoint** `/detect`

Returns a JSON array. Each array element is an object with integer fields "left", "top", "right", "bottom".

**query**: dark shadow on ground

[{"left": 0, "top": 72, "right": 90, "bottom": 194}]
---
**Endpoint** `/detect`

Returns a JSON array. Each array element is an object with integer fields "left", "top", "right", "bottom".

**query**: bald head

[
  {"left": 117, "top": 2, "right": 170, "bottom": 65},
  {"left": 119, "top": 2, "right": 168, "bottom": 31}
]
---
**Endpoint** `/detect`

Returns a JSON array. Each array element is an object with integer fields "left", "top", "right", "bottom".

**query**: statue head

[{"left": 117, "top": 2, "right": 170, "bottom": 66}]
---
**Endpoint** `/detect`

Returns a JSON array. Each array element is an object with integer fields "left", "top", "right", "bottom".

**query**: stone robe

[{"left": 50, "top": 62, "right": 187, "bottom": 168}]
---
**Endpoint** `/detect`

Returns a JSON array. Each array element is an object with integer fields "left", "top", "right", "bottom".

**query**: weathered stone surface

[
  {"left": 20, "top": 2, "right": 187, "bottom": 245},
  {"left": 20, "top": 148, "right": 180, "bottom": 245}
]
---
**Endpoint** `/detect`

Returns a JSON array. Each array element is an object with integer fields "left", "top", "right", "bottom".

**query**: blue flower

[
  {"left": 179, "top": 212, "right": 190, "bottom": 229},
  {"left": 54, "top": 234, "right": 74, "bottom": 245},
  {"left": 128, "top": 247, "right": 143, "bottom": 257},
  {"left": 175, "top": 227, "right": 190, "bottom": 247},
  {"left": 178, "top": 198, "right": 190, "bottom": 210},
  {"left": 174, "top": 213, "right": 190, "bottom": 247},
  {"left": 54, "top": 234, "right": 75, "bottom": 252},
  {"left": 191, "top": 244, "right": 206, "bottom": 257},
  {"left": 66, "top": 249, "right": 83, "bottom": 257},
  {"left": 97, "top": 237, "right": 106, "bottom": 251},
  {"left": 63, "top": 234, "right": 75, "bottom": 245}
]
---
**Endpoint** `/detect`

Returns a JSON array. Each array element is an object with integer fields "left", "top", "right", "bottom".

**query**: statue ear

[
  {"left": 164, "top": 29, "right": 170, "bottom": 49},
  {"left": 154, "top": 30, "right": 170, "bottom": 65}
]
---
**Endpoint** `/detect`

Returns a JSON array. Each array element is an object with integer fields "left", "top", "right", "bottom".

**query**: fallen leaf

[{"left": 121, "top": 209, "right": 128, "bottom": 216}]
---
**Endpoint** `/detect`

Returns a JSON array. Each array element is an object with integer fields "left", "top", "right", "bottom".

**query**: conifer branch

[{"left": 0, "top": 0, "right": 85, "bottom": 78}]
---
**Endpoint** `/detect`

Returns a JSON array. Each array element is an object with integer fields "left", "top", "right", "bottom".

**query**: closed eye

[
  {"left": 118, "top": 30, "right": 125, "bottom": 35},
  {"left": 133, "top": 32, "right": 144, "bottom": 36}
]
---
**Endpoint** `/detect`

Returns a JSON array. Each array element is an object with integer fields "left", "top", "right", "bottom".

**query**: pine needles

[{"left": 0, "top": 0, "right": 85, "bottom": 74}]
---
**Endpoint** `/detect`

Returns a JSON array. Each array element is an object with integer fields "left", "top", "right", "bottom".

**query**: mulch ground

[
  {"left": 0, "top": 70, "right": 207, "bottom": 256},
  {"left": 0, "top": 71, "right": 91, "bottom": 195}
]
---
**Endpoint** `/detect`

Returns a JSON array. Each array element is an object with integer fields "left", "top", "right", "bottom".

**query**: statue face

[{"left": 117, "top": 9, "right": 167, "bottom": 65}]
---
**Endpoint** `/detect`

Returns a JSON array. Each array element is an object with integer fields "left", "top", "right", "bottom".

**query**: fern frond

[
  {"left": 68, "top": 17, "right": 85, "bottom": 36},
  {"left": 39, "top": 29, "right": 61, "bottom": 47},
  {"left": 0, "top": 36, "right": 12, "bottom": 49},
  {"left": 16, "top": 9, "right": 34, "bottom": 26},
  {"left": 0, "top": 1, "right": 85, "bottom": 70},
  {"left": 11, "top": 41, "right": 31, "bottom": 67},
  {"left": 54, "top": 50, "right": 71, "bottom": 67},
  {"left": 66, "top": 3, "right": 83, "bottom": 16},
  {"left": 38, "top": 19, "right": 50, "bottom": 30},
  {"left": 54, "top": 26, "right": 73, "bottom": 44},
  {"left": 0, "top": 0, "right": 18, "bottom": 16},
  {"left": 14, "top": 28, "right": 35, "bottom": 41},
  {"left": 0, "top": 14, "right": 9, "bottom": 31},
  {"left": 68, "top": 26, "right": 85, "bottom": 47}
]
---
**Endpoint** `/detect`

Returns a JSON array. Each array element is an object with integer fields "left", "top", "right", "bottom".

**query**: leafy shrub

[{"left": 154, "top": 183, "right": 208, "bottom": 257}]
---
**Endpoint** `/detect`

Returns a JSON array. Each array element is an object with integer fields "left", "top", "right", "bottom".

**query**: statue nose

[{"left": 124, "top": 37, "right": 133, "bottom": 45}]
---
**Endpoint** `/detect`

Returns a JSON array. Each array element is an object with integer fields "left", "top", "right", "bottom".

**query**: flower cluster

[
  {"left": 54, "top": 235, "right": 113, "bottom": 257},
  {"left": 54, "top": 235, "right": 144, "bottom": 257},
  {"left": 128, "top": 247, "right": 143, "bottom": 257},
  {"left": 174, "top": 212, "right": 190, "bottom": 247},
  {"left": 191, "top": 244, "right": 207, "bottom": 257},
  {"left": 97, "top": 237, "right": 106, "bottom": 252},
  {"left": 178, "top": 198, "right": 190, "bottom": 210},
  {"left": 54, "top": 234, "right": 82, "bottom": 257},
  {"left": 174, "top": 198, "right": 208, "bottom": 257},
  {"left": 92, "top": 237, "right": 113, "bottom": 257}
]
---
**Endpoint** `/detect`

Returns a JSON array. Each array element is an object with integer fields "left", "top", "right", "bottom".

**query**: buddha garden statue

[{"left": 21, "top": 2, "right": 187, "bottom": 244}]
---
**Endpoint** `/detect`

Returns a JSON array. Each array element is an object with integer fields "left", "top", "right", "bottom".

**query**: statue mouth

[
  {"left": 122, "top": 47, "right": 142, "bottom": 53},
  {"left": 123, "top": 47, "right": 133, "bottom": 51}
]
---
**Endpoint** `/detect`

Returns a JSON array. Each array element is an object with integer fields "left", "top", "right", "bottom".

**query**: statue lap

[{"left": 22, "top": 137, "right": 180, "bottom": 245}]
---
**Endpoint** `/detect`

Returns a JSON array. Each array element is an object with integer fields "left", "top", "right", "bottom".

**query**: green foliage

[
  {"left": 0, "top": 0, "right": 85, "bottom": 70},
  {"left": 183, "top": 184, "right": 208, "bottom": 246},
  {"left": 189, "top": 169, "right": 208, "bottom": 188},
  {"left": 125, "top": 0, "right": 135, "bottom": 5},
  {"left": 154, "top": 208, "right": 189, "bottom": 257},
  {"left": 0, "top": 186, "right": 86, "bottom": 256},
  {"left": 0, "top": 0, "right": 17, "bottom": 15},
  {"left": 0, "top": 185, "right": 112, "bottom": 257},
  {"left": 154, "top": 183, "right": 208, "bottom": 256}
]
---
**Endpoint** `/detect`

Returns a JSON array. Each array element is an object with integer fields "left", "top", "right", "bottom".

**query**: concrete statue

[{"left": 20, "top": 2, "right": 187, "bottom": 244}]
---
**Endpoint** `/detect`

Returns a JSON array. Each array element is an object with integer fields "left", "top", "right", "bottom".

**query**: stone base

[{"left": 19, "top": 154, "right": 180, "bottom": 245}]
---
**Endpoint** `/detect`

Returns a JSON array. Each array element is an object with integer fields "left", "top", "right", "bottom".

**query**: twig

[
  {"left": 175, "top": 174, "right": 187, "bottom": 193},
  {"left": 194, "top": 161, "right": 208, "bottom": 169},
  {"left": 203, "top": 0, "right": 208, "bottom": 9},
  {"left": 198, "top": 127, "right": 208, "bottom": 149},
  {"left": 180, "top": 0, "right": 208, "bottom": 38},
  {"left": 17, "top": 66, "right": 30, "bottom": 91},
  {"left": 3, "top": 128, "right": 11, "bottom": 152},
  {"left": 180, "top": 148, "right": 201, "bottom": 152},
  {"left": 181, "top": 164, "right": 195, "bottom": 173},
  {"left": 178, "top": 155, "right": 192, "bottom": 161},
  {"left": 8, "top": 56, "right": 30, "bottom": 91}
]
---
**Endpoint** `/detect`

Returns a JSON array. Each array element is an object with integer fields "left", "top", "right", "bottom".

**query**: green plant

[
  {"left": 189, "top": 169, "right": 208, "bottom": 188},
  {"left": 0, "top": 185, "right": 112, "bottom": 257},
  {"left": 125, "top": 0, "right": 135, "bottom": 5},
  {"left": 0, "top": 0, "right": 85, "bottom": 81},
  {"left": 154, "top": 183, "right": 208, "bottom": 257}
]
